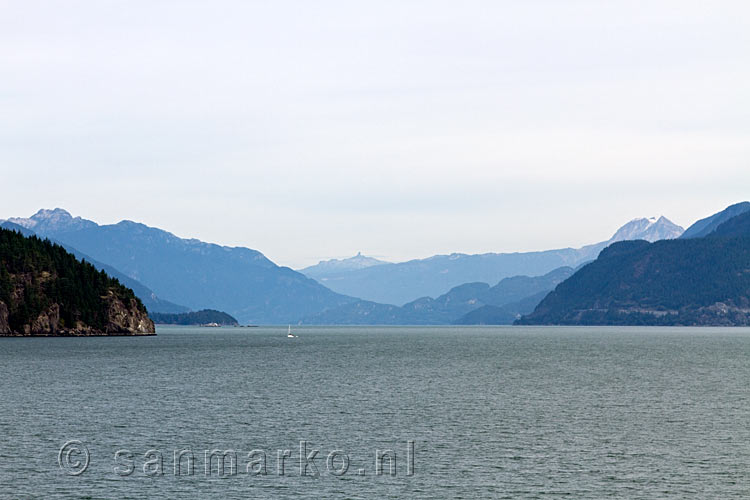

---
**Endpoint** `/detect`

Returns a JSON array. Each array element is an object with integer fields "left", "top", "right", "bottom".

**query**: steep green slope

[
  {"left": 0, "top": 228, "right": 154, "bottom": 335},
  {"left": 517, "top": 237, "right": 750, "bottom": 326},
  {"left": 1, "top": 221, "right": 189, "bottom": 314}
]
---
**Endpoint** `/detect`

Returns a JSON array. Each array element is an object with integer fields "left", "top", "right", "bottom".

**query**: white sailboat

[{"left": 287, "top": 325, "right": 296, "bottom": 338}]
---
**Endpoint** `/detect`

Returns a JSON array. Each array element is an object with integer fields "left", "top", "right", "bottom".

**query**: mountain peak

[
  {"left": 609, "top": 216, "right": 684, "bottom": 243},
  {"left": 300, "top": 253, "right": 389, "bottom": 278},
  {"left": 7, "top": 208, "right": 98, "bottom": 235},
  {"left": 33, "top": 207, "right": 72, "bottom": 218}
]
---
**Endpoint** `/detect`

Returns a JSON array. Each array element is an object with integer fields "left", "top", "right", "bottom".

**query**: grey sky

[{"left": 1, "top": 1, "right": 749, "bottom": 268}]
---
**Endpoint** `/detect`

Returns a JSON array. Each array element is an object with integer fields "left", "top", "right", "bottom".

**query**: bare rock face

[
  {"left": 30, "top": 303, "right": 60, "bottom": 335},
  {"left": 0, "top": 301, "right": 9, "bottom": 334},
  {"left": 0, "top": 294, "right": 155, "bottom": 336},
  {"left": 105, "top": 294, "right": 155, "bottom": 335}
]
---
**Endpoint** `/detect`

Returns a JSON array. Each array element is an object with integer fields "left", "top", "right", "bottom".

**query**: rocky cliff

[
  {"left": 0, "top": 300, "right": 9, "bottom": 334},
  {"left": 0, "top": 227, "right": 154, "bottom": 336}
]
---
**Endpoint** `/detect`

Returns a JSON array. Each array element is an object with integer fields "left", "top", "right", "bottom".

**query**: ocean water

[{"left": 2, "top": 326, "right": 750, "bottom": 499}]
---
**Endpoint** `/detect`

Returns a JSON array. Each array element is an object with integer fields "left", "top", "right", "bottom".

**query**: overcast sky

[{"left": 1, "top": 1, "right": 749, "bottom": 268}]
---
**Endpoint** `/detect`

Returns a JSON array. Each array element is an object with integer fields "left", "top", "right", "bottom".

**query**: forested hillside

[{"left": 0, "top": 228, "right": 154, "bottom": 335}]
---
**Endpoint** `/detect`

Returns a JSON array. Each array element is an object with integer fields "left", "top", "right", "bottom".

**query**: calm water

[{"left": 2, "top": 326, "right": 750, "bottom": 499}]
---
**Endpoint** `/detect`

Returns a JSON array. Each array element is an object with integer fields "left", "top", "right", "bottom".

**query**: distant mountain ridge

[
  {"left": 518, "top": 202, "right": 750, "bottom": 326},
  {"left": 303, "top": 266, "right": 574, "bottom": 325},
  {"left": 710, "top": 210, "right": 750, "bottom": 238},
  {"left": 680, "top": 202, "right": 750, "bottom": 239},
  {"left": 5, "top": 209, "right": 355, "bottom": 324},
  {"left": 300, "top": 216, "right": 684, "bottom": 306},
  {"left": 301, "top": 252, "right": 389, "bottom": 278},
  {"left": 454, "top": 291, "right": 550, "bottom": 325},
  {"left": 2, "top": 207, "right": 696, "bottom": 326}
]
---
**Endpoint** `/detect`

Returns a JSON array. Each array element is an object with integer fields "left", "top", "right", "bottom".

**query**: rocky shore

[{"left": 0, "top": 296, "right": 154, "bottom": 336}]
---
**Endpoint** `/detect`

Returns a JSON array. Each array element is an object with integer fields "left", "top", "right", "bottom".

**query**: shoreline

[{"left": 0, "top": 332, "right": 157, "bottom": 337}]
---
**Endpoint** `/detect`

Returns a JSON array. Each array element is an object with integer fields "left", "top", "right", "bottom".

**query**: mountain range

[
  {"left": 301, "top": 252, "right": 389, "bottom": 278},
  {"left": 302, "top": 266, "right": 575, "bottom": 325},
  {"left": 1, "top": 207, "right": 708, "bottom": 326},
  {"left": 299, "top": 216, "right": 684, "bottom": 305},
  {"left": 518, "top": 203, "right": 750, "bottom": 326},
  {"left": 4, "top": 209, "right": 354, "bottom": 324}
]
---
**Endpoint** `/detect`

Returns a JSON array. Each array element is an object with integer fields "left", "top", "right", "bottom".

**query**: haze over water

[{"left": 2, "top": 326, "right": 750, "bottom": 498}]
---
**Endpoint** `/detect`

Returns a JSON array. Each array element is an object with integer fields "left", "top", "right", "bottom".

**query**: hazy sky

[{"left": 1, "top": 1, "right": 749, "bottom": 268}]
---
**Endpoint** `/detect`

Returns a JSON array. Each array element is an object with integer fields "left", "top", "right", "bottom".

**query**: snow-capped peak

[{"left": 609, "top": 216, "right": 684, "bottom": 243}]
